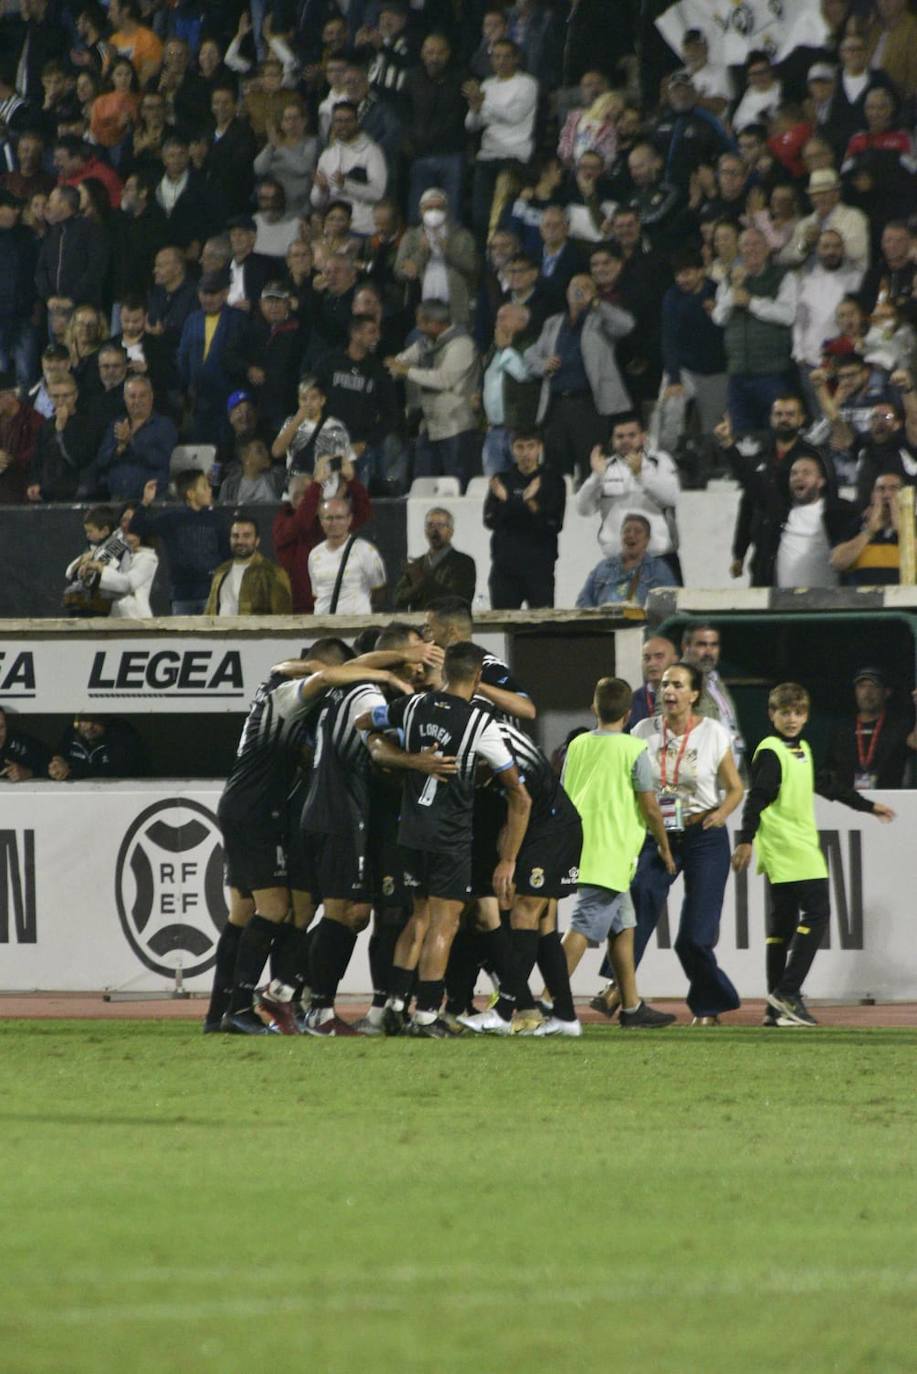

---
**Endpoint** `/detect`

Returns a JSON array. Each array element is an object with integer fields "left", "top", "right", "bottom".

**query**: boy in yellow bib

[{"left": 732, "top": 683, "right": 895, "bottom": 1027}]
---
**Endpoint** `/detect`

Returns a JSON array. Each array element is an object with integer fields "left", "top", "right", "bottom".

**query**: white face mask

[{"left": 423, "top": 208, "right": 447, "bottom": 229}]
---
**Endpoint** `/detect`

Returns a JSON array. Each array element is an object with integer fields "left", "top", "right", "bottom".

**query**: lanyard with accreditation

[
  {"left": 658, "top": 718, "right": 695, "bottom": 832},
  {"left": 854, "top": 711, "right": 884, "bottom": 790}
]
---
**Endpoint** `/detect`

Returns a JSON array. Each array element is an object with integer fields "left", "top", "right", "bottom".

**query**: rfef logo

[{"left": 115, "top": 799, "right": 227, "bottom": 977}]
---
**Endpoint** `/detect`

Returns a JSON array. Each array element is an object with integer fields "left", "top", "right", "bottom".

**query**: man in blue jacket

[{"left": 177, "top": 269, "right": 247, "bottom": 443}]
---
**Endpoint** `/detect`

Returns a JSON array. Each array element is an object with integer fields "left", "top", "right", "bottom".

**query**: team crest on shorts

[
  {"left": 382, "top": 874, "right": 395, "bottom": 896},
  {"left": 530, "top": 866, "right": 545, "bottom": 889}
]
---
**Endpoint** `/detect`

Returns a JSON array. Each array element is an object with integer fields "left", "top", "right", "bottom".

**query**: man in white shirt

[
  {"left": 308, "top": 496, "right": 387, "bottom": 613},
  {"left": 575, "top": 413, "right": 681, "bottom": 562},
  {"left": 775, "top": 456, "right": 843, "bottom": 589},
  {"left": 463, "top": 38, "right": 538, "bottom": 245},
  {"left": 681, "top": 28, "right": 732, "bottom": 117},
  {"left": 310, "top": 101, "right": 387, "bottom": 237},
  {"left": 793, "top": 228, "right": 863, "bottom": 395},
  {"left": 787, "top": 169, "right": 870, "bottom": 274}
]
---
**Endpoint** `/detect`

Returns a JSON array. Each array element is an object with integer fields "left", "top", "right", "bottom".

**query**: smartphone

[{"left": 329, "top": 456, "right": 342, "bottom": 472}]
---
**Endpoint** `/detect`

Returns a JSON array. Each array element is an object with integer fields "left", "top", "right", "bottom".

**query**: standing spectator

[
  {"left": 48, "top": 714, "right": 148, "bottom": 780},
  {"left": 110, "top": 173, "right": 168, "bottom": 301},
  {"left": 0, "top": 189, "right": 39, "bottom": 391},
  {"left": 575, "top": 412, "right": 680, "bottom": 563},
  {"left": 204, "top": 82, "right": 257, "bottom": 219},
  {"left": 524, "top": 274, "right": 634, "bottom": 480},
  {"left": 252, "top": 180, "right": 302, "bottom": 261},
  {"left": 238, "top": 281, "right": 303, "bottom": 432},
  {"left": 0, "top": 372, "right": 42, "bottom": 504},
  {"left": 831, "top": 471, "right": 907, "bottom": 586},
  {"left": 394, "top": 187, "right": 478, "bottom": 328},
  {"left": 793, "top": 228, "right": 864, "bottom": 405},
  {"left": 679, "top": 29, "right": 731, "bottom": 117},
  {"left": 394, "top": 507, "right": 477, "bottom": 609},
  {"left": 557, "top": 71, "right": 618, "bottom": 170},
  {"left": 154, "top": 134, "right": 212, "bottom": 259},
  {"left": 858, "top": 221, "right": 914, "bottom": 319},
  {"left": 253, "top": 99, "right": 318, "bottom": 218},
  {"left": 809, "top": 352, "right": 898, "bottom": 484},
  {"left": 0, "top": 707, "right": 50, "bottom": 783},
  {"left": 226, "top": 215, "right": 273, "bottom": 312},
  {"left": 310, "top": 101, "right": 387, "bottom": 237},
  {"left": 132, "top": 469, "right": 230, "bottom": 614},
  {"left": 481, "top": 302, "right": 538, "bottom": 477},
  {"left": 0, "top": 131, "right": 54, "bottom": 203},
  {"left": 95, "top": 374, "right": 177, "bottom": 500},
  {"left": 787, "top": 168, "right": 870, "bottom": 274},
  {"left": 386, "top": 300, "right": 480, "bottom": 491},
  {"left": 657, "top": 246, "right": 727, "bottom": 453},
  {"left": 484, "top": 428, "right": 566, "bottom": 609},
  {"left": 731, "top": 51, "right": 782, "bottom": 131},
  {"left": 308, "top": 495, "right": 387, "bottom": 614},
  {"left": 536, "top": 205, "right": 580, "bottom": 305},
  {"left": 653, "top": 69, "right": 734, "bottom": 189},
  {"left": 627, "top": 635, "right": 678, "bottom": 729},
  {"left": 177, "top": 269, "right": 249, "bottom": 443},
  {"left": 316, "top": 314, "right": 401, "bottom": 491},
  {"left": 864, "top": 0, "right": 917, "bottom": 100},
  {"left": 463, "top": 38, "right": 538, "bottom": 245},
  {"left": 712, "top": 226, "right": 797, "bottom": 435},
  {"left": 53, "top": 137, "right": 122, "bottom": 209},
  {"left": 93, "top": 506, "right": 159, "bottom": 618},
  {"left": 26, "top": 373, "right": 98, "bottom": 501},
  {"left": 34, "top": 185, "right": 109, "bottom": 311},
  {"left": 108, "top": 0, "right": 163, "bottom": 86},
  {"left": 205, "top": 516, "right": 292, "bottom": 615},
  {"left": 8, "top": 0, "right": 68, "bottom": 103},
  {"left": 341, "top": 61, "right": 403, "bottom": 187},
  {"left": 89, "top": 56, "right": 140, "bottom": 150},
  {"left": 308, "top": 251, "right": 358, "bottom": 354},
  {"left": 852, "top": 381, "right": 917, "bottom": 509},
  {"left": 403, "top": 32, "right": 467, "bottom": 219},
  {"left": 774, "top": 455, "right": 853, "bottom": 589},
  {"left": 93, "top": 343, "right": 130, "bottom": 430},
  {"left": 825, "top": 667, "right": 916, "bottom": 791},
  {"left": 576, "top": 513, "right": 678, "bottom": 608},
  {"left": 147, "top": 246, "right": 198, "bottom": 349},
  {"left": 271, "top": 457, "right": 372, "bottom": 611}
]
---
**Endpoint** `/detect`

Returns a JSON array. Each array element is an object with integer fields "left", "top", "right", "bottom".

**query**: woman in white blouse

[
  {"left": 91, "top": 509, "right": 159, "bottom": 618},
  {"left": 630, "top": 660, "right": 744, "bottom": 1025}
]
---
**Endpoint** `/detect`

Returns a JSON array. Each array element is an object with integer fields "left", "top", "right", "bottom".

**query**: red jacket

[
  {"left": 60, "top": 157, "right": 123, "bottom": 209},
  {"left": 271, "top": 477, "right": 371, "bottom": 612}
]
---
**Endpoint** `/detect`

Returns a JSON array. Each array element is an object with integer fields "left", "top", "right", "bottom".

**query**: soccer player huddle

[{"left": 207, "top": 601, "right": 894, "bottom": 1038}]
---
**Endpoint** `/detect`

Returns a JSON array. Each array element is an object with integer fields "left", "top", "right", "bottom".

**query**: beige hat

[{"left": 808, "top": 168, "right": 840, "bottom": 193}]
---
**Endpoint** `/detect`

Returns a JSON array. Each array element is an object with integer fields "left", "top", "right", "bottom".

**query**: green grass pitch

[{"left": 1, "top": 1022, "right": 915, "bottom": 1374}]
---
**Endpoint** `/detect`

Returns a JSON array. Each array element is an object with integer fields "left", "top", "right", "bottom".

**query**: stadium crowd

[{"left": 0, "top": 0, "right": 915, "bottom": 611}]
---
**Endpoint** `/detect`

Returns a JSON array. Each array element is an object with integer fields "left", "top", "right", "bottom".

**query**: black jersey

[
  {"left": 375, "top": 690, "right": 514, "bottom": 853},
  {"left": 221, "top": 671, "right": 322, "bottom": 812},
  {"left": 497, "top": 720, "right": 574, "bottom": 827},
  {"left": 474, "top": 652, "right": 531, "bottom": 723},
  {"left": 301, "top": 679, "right": 388, "bottom": 836},
  {"left": 1, "top": 727, "right": 50, "bottom": 776}
]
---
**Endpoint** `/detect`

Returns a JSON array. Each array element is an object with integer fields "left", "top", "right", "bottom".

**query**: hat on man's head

[
  {"left": 227, "top": 214, "right": 257, "bottom": 232},
  {"left": 199, "top": 268, "right": 230, "bottom": 292},
  {"left": 226, "top": 389, "right": 253, "bottom": 414},
  {"left": 853, "top": 666, "right": 887, "bottom": 687},
  {"left": 261, "top": 280, "right": 290, "bottom": 299},
  {"left": 808, "top": 168, "right": 840, "bottom": 193},
  {"left": 807, "top": 62, "right": 836, "bottom": 82}
]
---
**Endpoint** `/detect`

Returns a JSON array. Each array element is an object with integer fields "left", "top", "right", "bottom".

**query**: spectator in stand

[
  {"left": 394, "top": 507, "right": 477, "bottom": 610},
  {"left": 713, "top": 226, "right": 797, "bottom": 434},
  {"left": 308, "top": 251, "right": 358, "bottom": 355},
  {"left": 53, "top": 136, "right": 123, "bottom": 209},
  {"left": 252, "top": 179, "right": 302, "bottom": 261},
  {"left": 341, "top": 60, "right": 403, "bottom": 188},
  {"left": 564, "top": 150, "right": 616, "bottom": 249},
  {"left": 731, "top": 51, "right": 782, "bottom": 132},
  {"left": 110, "top": 173, "right": 168, "bottom": 303},
  {"left": 0, "top": 372, "right": 42, "bottom": 504},
  {"left": 774, "top": 455, "right": 853, "bottom": 589},
  {"left": 238, "top": 280, "right": 303, "bottom": 432},
  {"left": 627, "top": 635, "right": 678, "bottom": 729},
  {"left": 0, "top": 189, "right": 39, "bottom": 391},
  {"left": 272, "top": 455, "right": 371, "bottom": 611},
  {"left": 536, "top": 205, "right": 580, "bottom": 305},
  {"left": 679, "top": 29, "right": 732, "bottom": 118},
  {"left": 508, "top": 154, "right": 565, "bottom": 255},
  {"left": 0, "top": 706, "right": 51, "bottom": 783},
  {"left": 272, "top": 375, "right": 353, "bottom": 475},
  {"left": 226, "top": 214, "right": 273, "bottom": 313},
  {"left": 126, "top": 89, "right": 171, "bottom": 177},
  {"left": 65, "top": 303, "right": 108, "bottom": 397},
  {"left": 576, "top": 512, "right": 677, "bottom": 608},
  {"left": 483, "top": 427, "right": 566, "bottom": 609},
  {"left": 557, "top": 71, "right": 619, "bottom": 170},
  {"left": 253, "top": 98, "right": 318, "bottom": 219},
  {"left": 524, "top": 274, "right": 634, "bottom": 481},
  {"left": 403, "top": 32, "right": 467, "bottom": 220},
  {"left": 823, "top": 32, "right": 892, "bottom": 163},
  {"left": 27, "top": 373, "right": 99, "bottom": 502},
  {"left": 154, "top": 134, "right": 212, "bottom": 260},
  {"left": 93, "top": 343, "right": 130, "bottom": 430},
  {"left": 787, "top": 168, "right": 869, "bottom": 274},
  {"left": 177, "top": 269, "right": 249, "bottom": 443},
  {"left": 864, "top": 0, "right": 917, "bottom": 101},
  {"left": 386, "top": 299, "right": 480, "bottom": 491},
  {"left": 652, "top": 70, "right": 734, "bottom": 191},
  {"left": 657, "top": 246, "right": 727, "bottom": 455},
  {"left": 132, "top": 469, "right": 230, "bottom": 614},
  {"left": 205, "top": 516, "right": 292, "bottom": 615},
  {"left": 831, "top": 471, "right": 907, "bottom": 586},
  {"left": 624, "top": 142, "right": 685, "bottom": 258},
  {"left": 809, "top": 352, "right": 898, "bottom": 484},
  {"left": 825, "top": 666, "right": 916, "bottom": 791},
  {"left": 316, "top": 313, "right": 402, "bottom": 492},
  {"left": 312, "top": 200, "right": 361, "bottom": 273},
  {"left": 481, "top": 301, "right": 538, "bottom": 477},
  {"left": 395, "top": 187, "right": 478, "bottom": 328},
  {"left": 310, "top": 100, "right": 387, "bottom": 237},
  {"left": 1, "top": 131, "right": 54, "bottom": 204},
  {"left": 793, "top": 229, "right": 864, "bottom": 408},
  {"left": 89, "top": 56, "right": 140, "bottom": 150},
  {"left": 858, "top": 221, "right": 914, "bottom": 320},
  {"left": 108, "top": 0, "right": 163, "bottom": 86},
  {"left": 95, "top": 374, "right": 177, "bottom": 501},
  {"left": 91, "top": 503, "right": 159, "bottom": 618},
  {"left": 469, "top": 7, "right": 510, "bottom": 81},
  {"left": 204, "top": 81, "right": 257, "bottom": 219},
  {"left": 308, "top": 495, "right": 388, "bottom": 614},
  {"left": 463, "top": 37, "right": 539, "bottom": 245},
  {"left": 28, "top": 344, "right": 72, "bottom": 422},
  {"left": 112, "top": 296, "right": 174, "bottom": 403},
  {"left": 34, "top": 185, "right": 109, "bottom": 312},
  {"left": 502, "top": 252, "right": 553, "bottom": 337},
  {"left": 841, "top": 87, "right": 914, "bottom": 241},
  {"left": 48, "top": 714, "right": 148, "bottom": 780},
  {"left": 576, "top": 412, "right": 680, "bottom": 570},
  {"left": 218, "top": 438, "right": 284, "bottom": 505},
  {"left": 851, "top": 381, "right": 917, "bottom": 509}
]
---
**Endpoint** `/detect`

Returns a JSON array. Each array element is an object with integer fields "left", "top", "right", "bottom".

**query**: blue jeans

[
  {"left": 482, "top": 425, "right": 512, "bottom": 477},
  {"left": 727, "top": 372, "right": 790, "bottom": 436},
  {"left": 414, "top": 430, "right": 481, "bottom": 492},
  {"left": 631, "top": 828, "right": 741, "bottom": 1018},
  {"left": 408, "top": 153, "right": 465, "bottom": 222},
  {"left": 0, "top": 317, "right": 40, "bottom": 389},
  {"left": 356, "top": 434, "right": 409, "bottom": 493}
]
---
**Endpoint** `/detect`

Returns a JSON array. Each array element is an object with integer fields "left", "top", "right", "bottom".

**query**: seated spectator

[
  {"left": 93, "top": 503, "right": 159, "bottom": 618},
  {"left": 706, "top": 216, "right": 740, "bottom": 284},
  {"left": 28, "top": 344, "right": 73, "bottom": 421},
  {"left": 237, "top": 280, "right": 302, "bottom": 432},
  {"left": 35, "top": 185, "right": 109, "bottom": 312},
  {"left": 831, "top": 471, "right": 908, "bottom": 586},
  {"left": 95, "top": 374, "right": 177, "bottom": 500},
  {"left": 218, "top": 438, "right": 284, "bottom": 505},
  {"left": 132, "top": 469, "right": 230, "bottom": 614},
  {"left": 220, "top": 390, "right": 274, "bottom": 472},
  {"left": 481, "top": 302, "right": 538, "bottom": 477},
  {"left": 558, "top": 71, "right": 620, "bottom": 170},
  {"left": 386, "top": 299, "right": 480, "bottom": 491},
  {"left": 394, "top": 506, "right": 477, "bottom": 610},
  {"left": 576, "top": 512, "right": 677, "bottom": 607},
  {"left": 310, "top": 101, "right": 387, "bottom": 237},
  {"left": 252, "top": 179, "right": 303, "bottom": 261},
  {"left": 177, "top": 269, "right": 249, "bottom": 443},
  {"left": 315, "top": 313, "right": 402, "bottom": 492},
  {"left": 787, "top": 168, "right": 869, "bottom": 273},
  {"left": 576, "top": 412, "right": 680, "bottom": 565},
  {"left": 483, "top": 427, "right": 566, "bottom": 609},
  {"left": 656, "top": 247, "right": 727, "bottom": 455},
  {"left": 698, "top": 152, "right": 751, "bottom": 226},
  {"left": 27, "top": 373, "right": 99, "bottom": 502},
  {"left": 308, "top": 495, "right": 387, "bottom": 614},
  {"left": 563, "top": 151, "right": 615, "bottom": 250},
  {"left": 774, "top": 455, "right": 854, "bottom": 589},
  {"left": 394, "top": 187, "right": 478, "bottom": 328},
  {"left": 271, "top": 375, "right": 353, "bottom": 474},
  {"left": 272, "top": 457, "right": 372, "bottom": 611},
  {"left": 524, "top": 274, "right": 634, "bottom": 480},
  {"left": 93, "top": 343, "right": 130, "bottom": 429},
  {"left": 48, "top": 713, "right": 148, "bottom": 780},
  {"left": 252, "top": 97, "right": 318, "bottom": 218},
  {"left": 0, "top": 131, "right": 54, "bottom": 203},
  {"left": 205, "top": 515, "right": 292, "bottom": 615},
  {"left": 65, "top": 303, "right": 108, "bottom": 396},
  {"left": 822, "top": 294, "right": 870, "bottom": 363},
  {"left": 824, "top": 666, "right": 916, "bottom": 791},
  {"left": 0, "top": 372, "right": 43, "bottom": 504},
  {"left": 0, "top": 706, "right": 50, "bottom": 783},
  {"left": 125, "top": 89, "right": 170, "bottom": 177}
]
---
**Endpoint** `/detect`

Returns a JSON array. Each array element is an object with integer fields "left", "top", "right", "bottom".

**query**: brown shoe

[{"left": 691, "top": 1015, "right": 721, "bottom": 1027}]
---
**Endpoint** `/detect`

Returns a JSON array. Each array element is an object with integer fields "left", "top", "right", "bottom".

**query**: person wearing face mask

[{"left": 393, "top": 189, "right": 478, "bottom": 328}]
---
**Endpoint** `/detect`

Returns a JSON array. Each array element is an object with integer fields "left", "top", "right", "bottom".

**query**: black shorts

[
  {"left": 403, "top": 847, "right": 472, "bottom": 903},
  {"left": 515, "top": 814, "right": 583, "bottom": 899},
  {"left": 471, "top": 785, "right": 506, "bottom": 898},
  {"left": 220, "top": 808, "right": 288, "bottom": 895},
  {"left": 313, "top": 831, "right": 372, "bottom": 903},
  {"left": 369, "top": 785, "right": 413, "bottom": 910}
]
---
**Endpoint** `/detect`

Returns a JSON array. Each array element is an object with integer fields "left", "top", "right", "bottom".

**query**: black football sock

[
  {"left": 309, "top": 917, "right": 357, "bottom": 1010},
  {"left": 206, "top": 921, "right": 243, "bottom": 1023},
  {"left": 778, "top": 914, "right": 828, "bottom": 1000},
  {"left": 444, "top": 927, "right": 481, "bottom": 1015},
  {"left": 765, "top": 936, "right": 787, "bottom": 994},
  {"left": 482, "top": 924, "right": 518, "bottom": 1020},
  {"left": 537, "top": 931, "right": 575, "bottom": 1022},
  {"left": 268, "top": 920, "right": 296, "bottom": 987},
  {"left": 291, "top": 926, "right": 315, "bottom": 998},
  {"left": 506, "top": 928, "right": 540, "bottom": 1014},
  {"left": 387, "top": 963, "right": 415, "bottom": 1008},
  {"left": 414, "top": 979, "right": 444, "bottom": 1023},
  {"left": 228, "top": 915, "right": 277, "bottom": 1014},
  {"left": 369, "top": 918, "right": 402, "bottom": 1008}
]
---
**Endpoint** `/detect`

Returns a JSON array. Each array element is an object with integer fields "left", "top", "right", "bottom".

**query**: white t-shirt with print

[{"left": 631, "top": 715, "right": 733, "bottom": 815}]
